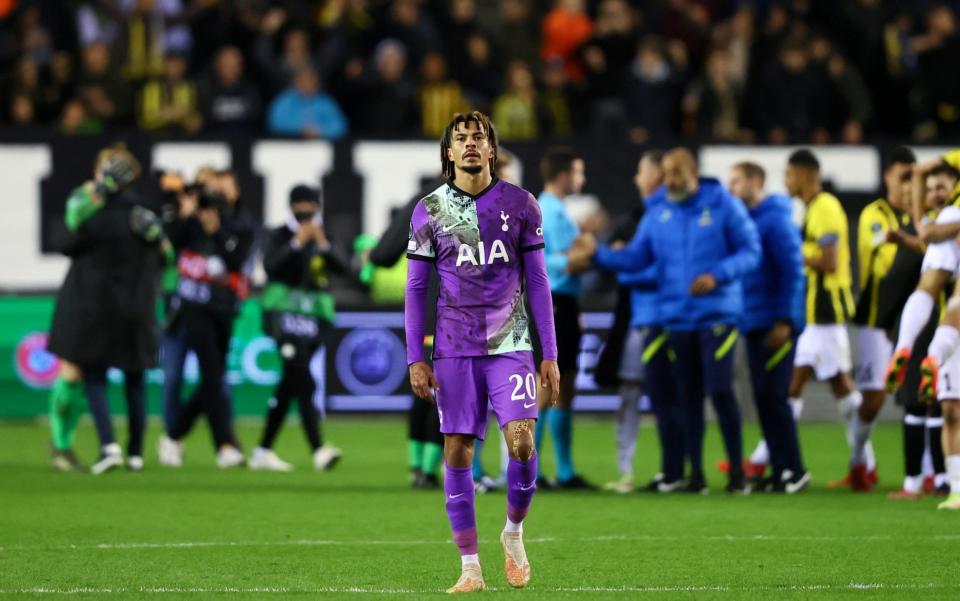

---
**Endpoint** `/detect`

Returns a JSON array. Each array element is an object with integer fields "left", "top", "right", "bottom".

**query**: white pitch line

[
  {"left": 1, "top": 533, "right": 948, "bottom": 553},
  {"left": 3, "top": 582, "right": 958, "bottom": 595}
]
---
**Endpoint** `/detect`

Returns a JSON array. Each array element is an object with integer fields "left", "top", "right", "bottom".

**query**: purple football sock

[
  {"left": 444, "top": 463, "right": 477, "bottom": 555},
  {"left": 506, "top": 454, "right": 538, "bottom": 524}
]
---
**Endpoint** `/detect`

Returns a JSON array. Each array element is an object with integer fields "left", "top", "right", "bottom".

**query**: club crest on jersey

[
  {"left": 456, "top": 239, "right": 509, "bottom": 266},
  {"left": 500, "top": 211, "right": 510, "bottom": 232},
  {"left": 659, "top": 209, "right": 672, "bottom": 223},
  {"left": 699, "top": 207, "right": 712, "bottom": 227}
]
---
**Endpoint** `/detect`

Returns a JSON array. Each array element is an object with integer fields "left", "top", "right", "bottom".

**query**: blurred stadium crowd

[{"left": 5, "top": 0, "right": 960, "bottom": 143}]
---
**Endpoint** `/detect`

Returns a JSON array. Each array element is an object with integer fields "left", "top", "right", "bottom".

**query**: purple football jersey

[{"left": 407, "top": 178, "right": 545, "bottom": 359}]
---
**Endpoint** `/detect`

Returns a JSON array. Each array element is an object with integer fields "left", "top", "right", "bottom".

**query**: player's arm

[
  {"left": 593, "top": 213, "right": 654, "bottom": 273},
  {"left": 766, "top": 212, "right": 804, "bottom": 346},
  {"left": 857, "top": 207, "right": 880, "bottom": 289},
  {"left": 616, "top": 264, "right": 658, "bottom": 288},
  {"left": 405, "top": 202, "right": 439, "bottom": 400},
  {"left": 911, "top": 159, "right": 941, "bottom": 226},
  {"left": 709, "top": 197, "right": 761, "bottom": 285},
  {"left": 921, "top": 220, "right": 960, "bottom": 244},
  {"left": 520, "top": 195, "right": 560, "bottom": 399},
  {"left": 805, "top": 240, "right": 838, "bottom": 273}
]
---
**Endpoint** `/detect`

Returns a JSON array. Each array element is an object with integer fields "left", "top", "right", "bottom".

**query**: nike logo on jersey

[
  {"left": 442, "top": 219, "right": 466, "bottom": 232},
  {"left": 518, "top": 482, "right": 535, "bottom": 491},
  {"left": 523, "top": 402, "right": 536, "bottom": 409},
  {"left": 448, "top": 493, "right": 465, "bottom": 500}
]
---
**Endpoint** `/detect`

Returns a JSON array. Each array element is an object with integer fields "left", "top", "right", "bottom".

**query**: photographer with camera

[
  {"left": 249, "top": 185, "right": 344, "bottom": 471},
  {"left": 48, "top": 145, "right": 172, "bottom": 474},
  {"left": 157, "top": 178, "right": 253, "bottom": 469}
]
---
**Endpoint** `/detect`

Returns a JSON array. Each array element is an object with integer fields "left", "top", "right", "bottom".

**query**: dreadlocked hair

[{"left": 440, "top": 111, "right": 498, "bottom": 181}]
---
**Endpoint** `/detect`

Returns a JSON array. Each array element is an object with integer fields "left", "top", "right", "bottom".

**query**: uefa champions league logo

[{"left": 15, "top": 332, "right": 60, "bottom": 388}]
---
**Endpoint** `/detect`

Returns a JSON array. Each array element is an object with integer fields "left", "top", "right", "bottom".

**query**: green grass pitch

[{"left": 0, "top": 416, "right": 958, "bottom": 600}]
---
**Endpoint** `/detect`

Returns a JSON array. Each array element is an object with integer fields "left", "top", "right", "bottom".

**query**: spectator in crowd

[
  {"left": 267, "top": 67, "right": 347, "bottom": 140},
  {"left": 498, "top": 0, "right": 540, "bottom": 69},
  {"left": 76, "top": 41, "right": 132, "bottom": 127},
  {"left": 118, "top": 0, "right": 193, "bottom": 81},
  {"left": 76, "top": 1, "right": 122, "bottom": 48},
  {"left": 540, "top": 58, "right": 574, "bottom": 138},
  {"left": 579, "top": 0, "right": 635, "bottom": 135},
  {"left": 418, "top": 51, "right": 469, "bottom": 139},
  {"left": 684, "top": 49, "right": 745, "bottom": 142},
  {"left": 913, "top": 4, "right": 960, "bottom": 140},
  {"left": 199, "top": 45, "right": 262, "bottom": 134},
  {"left": 541, "top": 0, "right": 592, "bottom": 83},
  {"left": 438, "top": 0, "right": 479, "bottom": 76},
  {"left": 492, "top": 60, "right": 539, "bottom": 141},
  {"left": 358, "top": 39, "right": 418, "bottom": 137},
  {"left": 9, "top": 57, "right": 42, "bottom": 118},
  {"left": 59, "top": 98, "right": 101, "bottom": 135},
  {"left": 8, "top": 91, "right": 36, "bottom": 127},
  {"left": 823, "top": 49, "right": 872, "bottom": 145},
  {"left": 5, "top": 1, "right": 960, "bottom": 143},
  {"left": 660, "top": 0, "right": 713, "bottom": 68},
  {"left": 370, "top": 0, "right": 439, "bottom": 72},
  {"left": 255, "top": 16, "right": 319, "bottom": 95},
  {"left": 761, "top": 36, "right": 831, "bottom": 144},
  {"left": 138, "top": 51, "right": 200, "bottom": 135},
  {"left": 624, "top": 35, "right": 687, "bottom": 144},
  {"left": 459, "top": 31, "right": 501, "bottom": 112},
  {"left": 38, "top": 52, "right": 75, "bottom": 122}
]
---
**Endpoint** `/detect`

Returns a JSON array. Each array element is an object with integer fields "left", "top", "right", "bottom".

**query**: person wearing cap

[{"left": 248, "top": 184, "right": 346, "bottom": 472}]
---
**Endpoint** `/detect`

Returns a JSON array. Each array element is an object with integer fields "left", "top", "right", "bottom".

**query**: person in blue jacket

[
  {"left": 267, "top": 67, "right": 348, "bottom": 140},
  {"left": 569, "top": 148, "right": 761, "bottom": 493},
  {"left": 598, "top": 151, "right": 686, "bottom": 494},
  {"left": 728, "top": 161, "right": 810, "bottom": 493}
]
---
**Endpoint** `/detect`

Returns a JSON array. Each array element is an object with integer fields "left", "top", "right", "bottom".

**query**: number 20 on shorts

[{"left": 509, "top": 373, "right": 537, "bottom": 401}]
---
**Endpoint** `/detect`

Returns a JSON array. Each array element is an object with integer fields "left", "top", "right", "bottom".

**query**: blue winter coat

[{"left": 594, "top": 178, "right": 761, "bottom": 331}]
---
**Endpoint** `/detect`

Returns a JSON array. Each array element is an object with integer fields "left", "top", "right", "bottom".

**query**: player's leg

[
  {"left": 185, "top": 312, "right": 241, "bottom": 467},
  {"left": 160, "top": 321, "right": 188, "bottom": 434},
  {"left": 850, "top": 327, "right": 892, "bottom": 487},
  {"left": 699, "top": 325, "right": 745, "bottom": 493},
  {"left": 122, "top": 370, "right": 147, "bottom": 471},
  {"left": 887, "top": 270, "right": 950, "bottom": 388},
  {"left": 486, "top": 351, "right": 539, "bottom": 589},
  {"left": 743, "top": 332, "right": 777, "bottom": 483},
  {"left": 251, "top": 352, "right": 296, "bottom": 471},
  {"left": 605, "top": 327, "right": 645, "bottom": 493},
  {"left": 788, "top": 325, "right": 819, "bottom": 422},
  {"left": 549, "top": 295, "right": 590, "bottom": 488},
  {"left": 294, "top": 349, "right": 340, "bottom": 471},
  {"left": 645, "top": 329, "right": 685, "bottom": 490},
  {"left": 927, "top": 405, "right": 948, "bottom": 493},
  {"left": 84, "top": 365, "right": 123, "bottom": 474},
  {"left": 407, "top": 394, "right": 429, "bottom": 485},
  {"left": 890, "top": 402, "right": 927, "bottom": 499},
  {"left": 49, "top": 360, "right": 85, "bottom": 471},
  {"left": 434, "top": 357, "right": 486, "bottom": 592},
  {"left": 669, "top": 330, "right": 707, "bottom": 492},
  {"left": 938, "top": 398, "right": 960, "bottom": 509}
]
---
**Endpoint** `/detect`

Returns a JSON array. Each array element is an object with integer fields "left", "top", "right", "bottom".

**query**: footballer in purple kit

[{"left": 404, "top": 111, "right": 560, "bottom": 593}]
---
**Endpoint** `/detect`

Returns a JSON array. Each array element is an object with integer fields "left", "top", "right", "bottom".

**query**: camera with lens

[{"left": 197, "top": 189, "right": 227, "bottom": 212}]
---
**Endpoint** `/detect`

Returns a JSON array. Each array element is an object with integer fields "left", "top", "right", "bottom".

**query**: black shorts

[{"left": 552, "top": 293, "right": 582, "bottom": 373}]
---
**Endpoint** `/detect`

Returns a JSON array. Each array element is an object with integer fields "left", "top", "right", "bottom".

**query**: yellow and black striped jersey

[
  {"left": 852, "top": 198, "right": 922, "bottom": 329},
  {"left": 802, "top": 191, "right": 856, "bottom": 324}
]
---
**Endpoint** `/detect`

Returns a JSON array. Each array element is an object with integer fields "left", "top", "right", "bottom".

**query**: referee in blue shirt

[{"left": 535, "top": 147, "right": 594, "bottom": 489}]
